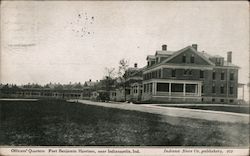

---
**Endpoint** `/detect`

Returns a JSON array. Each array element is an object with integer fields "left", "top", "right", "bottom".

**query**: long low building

[{"left": 0, "top": 88, "right": 91, "bottom": 99}]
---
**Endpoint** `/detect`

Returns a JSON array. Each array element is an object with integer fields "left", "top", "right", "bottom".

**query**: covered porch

[{"left": 143, "top": 79, "right": 202, "bottom": 98}]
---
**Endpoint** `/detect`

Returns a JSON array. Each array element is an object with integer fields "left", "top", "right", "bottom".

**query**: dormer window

[
  {"left": 190, "top": 54, "right": 195, "bottom": 63},
  {"left": 182, "top": 54, "right": 186, "bottom": 63}
]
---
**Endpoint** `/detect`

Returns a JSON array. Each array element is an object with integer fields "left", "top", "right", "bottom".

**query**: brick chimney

[
  {"left": 134, "top": 63, "right": 138, "bottom": 68},
  {"left": 192, "top": 44, "right": 198, "bottom": 51},
  {"left": 162, "top": 44, "right": 167, "bottom": 51},
  {"left": 227, "top": 51, "right": 232, "bottom": 63}
]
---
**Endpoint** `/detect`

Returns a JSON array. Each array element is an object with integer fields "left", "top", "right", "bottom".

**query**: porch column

[
  {"left": 152, "top": 83, "right": 154, "bottom": 95},
  {"left": 183, "top": 83, "right": 186, "bottom": 96},
  {"left": 169, "top": 83, "right": 171, "bottom": 96},
  {"left": 153, "top": 82, "right": 157, "bottom": 95},
  {"left": 195, "top": 84, "right": 198, "bottom": 95},
  {"left": 198, "top": 83, "right": 202, "bottom": 96}
]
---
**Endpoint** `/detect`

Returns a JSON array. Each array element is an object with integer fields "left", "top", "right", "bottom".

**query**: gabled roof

[
  {"left": 161, "top": 46, "right": 215, "bottom": 66},
  {"left": 155, "top": 50, "right": 175, "bottom": 56},
  {"left": 145, "top": 45, "right": 239, "bottom": 71},
  {"left": 146, "top": 55, "right": 155, "bottom": 60}
]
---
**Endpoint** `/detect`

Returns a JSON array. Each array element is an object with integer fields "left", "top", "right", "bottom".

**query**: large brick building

[{"left": 126, "top": 44, "right": 239, "bottom": 104}]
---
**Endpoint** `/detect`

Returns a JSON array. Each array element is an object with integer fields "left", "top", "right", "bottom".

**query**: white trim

[
  {"left": 213, "top": 66, "right": 239, "bottom": 69},
  {"left": 143, "top": 79, "right": 202, "bottom": 84},
  {"left": 153, "top": 95, "right": 202, "bottom": 99},
  {"left": 143, "top": 64, "right": 213, "bottom": 74}
]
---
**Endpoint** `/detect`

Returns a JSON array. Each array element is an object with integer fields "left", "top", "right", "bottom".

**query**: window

[
  {"left": 220, "top": 86, "right": 224, "bottom": 94},
  {"left": 212, "top": 98, "right": 215, "bottom": 102},
  {"left": 186, "top": 84, "right": 196, "bottom": 93},
  {"left": 184, "top": 69, "right": 192, "bottom": 76},
  {"left": 212, "top": 86, "right": 216, "bottom": 93},
  {"left": 220, "top": 99, "right": 224, "bottom": 103},
  {"left": 184, "top": 69, "right": 188, "bottom": 75},
  {"left": 157, "top": 83, "right": 169, "bottom": 92},
  {"left": 172, "top": 69, "right": 176, "bottom": 77},
  {"left": 212, "top": 71, "right": 216, "bottom": 80},
  {"left": 229, "top": 99, "right": 234, "bottom": 103},
  {"left": 150, "top": 83, "right": 152, "bottom": 92},
  {"left": 230, "top": 86, "right": 233, "bottom": 94},
  {"left": 182, "top": 54, "right": 186, "bottom": 63},
  {"left": 230, "top": 73, "right": 234, "bottom": 80},
  {"left": 221, "top": 72, "right": 225, "bottom": 80},
  {"left": 127, "top": 89, "right": 131, "bottom": 95},
  {"left": 189, "top": 70, "right": 192, "bottom": 75},
  {"left": 171, "top": 83, "right": 183, "bottom": 92},
  {"left": 190, "top": 54, "right": 195, "bottom": 63},
  {"left": 201, "top": 85, "right": 204, "bottom": 93},
  {"left": 200, "top": 70, "right": 204, "bottom": 78}
]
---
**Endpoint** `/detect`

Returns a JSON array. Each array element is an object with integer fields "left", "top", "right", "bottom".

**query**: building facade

[{"left": 126, "top": 44, "right": 239, "bottom": 104}]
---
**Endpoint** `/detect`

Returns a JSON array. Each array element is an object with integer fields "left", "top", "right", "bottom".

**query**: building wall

[{"left": 142, "top": 66, "right": 238, "bottom": 103}]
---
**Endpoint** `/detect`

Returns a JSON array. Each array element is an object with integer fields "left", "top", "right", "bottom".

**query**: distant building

[{"left": 125, "top": 44, "right": 239, "bottom": 104}]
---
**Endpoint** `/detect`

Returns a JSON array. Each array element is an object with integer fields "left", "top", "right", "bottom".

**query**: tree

[
  {"left": 118, "top": 58, "right": 129, "bottom": 101},
  {"left": 104, "top": 67, "right": 116, "bottom": 79},
  {"left": 102, "top": 67, "right": 116, "bottom": 100}
]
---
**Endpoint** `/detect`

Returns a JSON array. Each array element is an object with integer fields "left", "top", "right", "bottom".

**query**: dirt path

[{"left": 68, "top": 100, "right": 249, "bottom": 124}]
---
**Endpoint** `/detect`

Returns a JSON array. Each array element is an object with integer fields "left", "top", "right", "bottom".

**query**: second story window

[
  {"left": 230, "top": 73, "right": 234, "bottom": 81},
  {"left": 221, "top": 72, "right": 225, "bottom": 80},
  {"left": 184, "top": 69, "right": 192, "bottom": 76},
  {"left": 190, "top": 54, "right": 195, "bottom": 63},
  {"left": 182, "top": 54, "right": 186, "bottom": 63},
  {"left": 230, "top": 86, "right": 234, "bottom": 94},
  {"left": 200, "top": 70, "right": 204, "bottom": 78},
  {"left": 172, "top": 69, "right": 176, "bottom": 77},
  {"left": 212, "top": 71, "right": 216, "bottom": 80},
  {"left": 184, "top": 69, "right": 188, "bottom": 75}
]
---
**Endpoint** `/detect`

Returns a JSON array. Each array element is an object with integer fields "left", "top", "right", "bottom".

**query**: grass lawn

[
  {"left": 157, "top": 105, "right": 250, "bottom": 114},
  {"left": 0, "top": 99, "right": 249, "bottom": 146}
]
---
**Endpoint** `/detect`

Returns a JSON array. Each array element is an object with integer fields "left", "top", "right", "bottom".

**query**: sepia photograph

[{"left": 0, "top": 1, "right": 249, "bottom": 155}]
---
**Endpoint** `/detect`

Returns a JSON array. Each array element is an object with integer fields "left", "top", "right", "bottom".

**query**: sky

[{"left": 1, "top": 1, "right": 249, "bottom": 93}]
